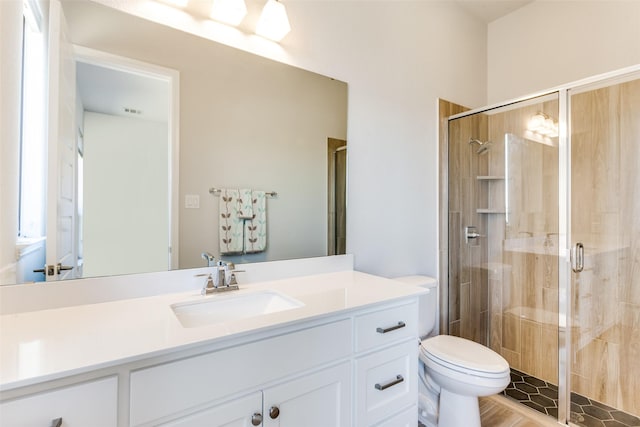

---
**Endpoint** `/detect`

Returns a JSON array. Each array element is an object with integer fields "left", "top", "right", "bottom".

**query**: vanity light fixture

[
  {"left": 527, "top": 112, "right": 558, "bottom": 138},
  {"left": 255, "top": 0, "right": 291, "bottom": 41},
  {"left": 210, "top": 0, "right": 247, "bottom": 26},
  {"left": 158, "top": 0, "right": 189, "bottom": 7}
]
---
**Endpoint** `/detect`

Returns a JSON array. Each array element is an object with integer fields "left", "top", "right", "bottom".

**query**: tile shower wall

[
  {"left": 447, "top": 110, "right": 489, "bottom": 343},
  {"left": 447, "top": 97, "right": 560, "bottom": 386},
  {"left": 569, "top": 78, "right": 640, "bottom": 418}
]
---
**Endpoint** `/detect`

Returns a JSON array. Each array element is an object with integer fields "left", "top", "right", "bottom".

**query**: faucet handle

[
  {"left": 196, "top": 273, "right": 216, "bottom": 295},
  {"left": 223, "top": 263, "right": 235, "bottom": 286}
]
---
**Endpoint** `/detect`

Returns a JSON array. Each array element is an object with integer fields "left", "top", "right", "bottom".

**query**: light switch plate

[{"left": 185, "top": 194, "right": 200, "bottom": 209}]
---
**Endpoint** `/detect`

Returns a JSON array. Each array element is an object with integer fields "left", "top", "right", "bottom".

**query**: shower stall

[{"left": 441, "top": 68, "right": 640, "bottom": 426}]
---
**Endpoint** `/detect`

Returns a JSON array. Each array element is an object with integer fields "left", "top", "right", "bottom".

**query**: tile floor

[
  {"left": 419, "top": 391, "right": 640, "bottom": 427},
  {"left": 418, "top": 395, "right": 557, "bottom": 427},
  {"left": 504, "top": 369, "right": 640, "bottom": 427},
  {"left": 480, "top": 395, "right": 559, "bottom": 426}
]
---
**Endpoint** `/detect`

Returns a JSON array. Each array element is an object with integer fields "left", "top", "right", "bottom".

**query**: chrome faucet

[
  {"left": 197, "top": 260, "right": 242, "bottom": 295},
  {"left": 201, "top": 252, "right": 216, "bottom": 267}
]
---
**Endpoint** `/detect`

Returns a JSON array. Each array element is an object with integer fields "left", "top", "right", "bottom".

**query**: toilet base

[{"left": 438, "top": 388, "right": 480, "bottom": 427}]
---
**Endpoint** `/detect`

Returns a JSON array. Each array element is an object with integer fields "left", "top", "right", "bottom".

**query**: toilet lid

[{"left": 421, "top": 335, "right": 509, "bottom": 375}]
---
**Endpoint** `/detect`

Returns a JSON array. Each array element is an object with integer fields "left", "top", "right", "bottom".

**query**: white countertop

[{"left": 0, "top": 271, "right": 425, "bottom": 391}]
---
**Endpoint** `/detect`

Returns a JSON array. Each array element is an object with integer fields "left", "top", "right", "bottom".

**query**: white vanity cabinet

[
  {"left": 154, "top": 363, "right": 351, "bottom": 427},
  {"left": 130, "top": 300, "right": 417, "bottom": 427},
  {"left": 130, "top": 319, "right": 352, "bottom": 426},
  {"left": 0, "top": 271, "right": 423, "bottom": 427},
  {"left": 261, "top": 362, "right": 351, "bottom": 427},
  {"left": 0, "top": 376, "right": 118, "bottom": 427},
  {"left": 354, "top": 301, "right": 419, "bottom": 426},
  {"left": 159, "top": 392, "right": 263, "bottom": 427}
]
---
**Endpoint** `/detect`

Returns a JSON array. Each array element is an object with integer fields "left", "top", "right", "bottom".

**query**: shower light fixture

[
  {"left": 256, "top": 0, "right": 291, "bottom": 41},
  {"left": 527, "top": 112, "right": 558, "bottom": 138},
  {"left": 210, "top": 0, "right": 247, "bottom": 26}
]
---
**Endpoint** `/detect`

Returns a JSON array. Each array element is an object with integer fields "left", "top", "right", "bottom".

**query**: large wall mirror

[{"left": 3, "top": 0, "right": 347, "bottom": 286}]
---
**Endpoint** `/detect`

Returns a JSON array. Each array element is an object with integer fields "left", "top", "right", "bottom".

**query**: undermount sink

[{"left": 171, "top": 291, "right": 305, "bottom": 328}]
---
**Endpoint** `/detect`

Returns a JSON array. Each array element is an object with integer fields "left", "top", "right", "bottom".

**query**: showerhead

[{"left": 468, "top": 138, "right": 492, "bottom": 154}]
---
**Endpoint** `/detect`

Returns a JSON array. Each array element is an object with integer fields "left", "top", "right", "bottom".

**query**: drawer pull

[
  {"left": 376, "top": 321, "right": 406, "bottom": 334},
  {"left": 51, "top": 419, "right": 63, "bottom": 427},
  {"left": 375, "top": 374, "right": 404, "bottom": 391}
]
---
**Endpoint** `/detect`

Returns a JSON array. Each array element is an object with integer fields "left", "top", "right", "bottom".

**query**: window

[{"left": 19, "top": 0, "right": 46, "bottom": 239}]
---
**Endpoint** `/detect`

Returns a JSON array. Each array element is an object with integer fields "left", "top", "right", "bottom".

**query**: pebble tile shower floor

[{"left": 504, "top": 369, "right": 640, "bottom": 427}]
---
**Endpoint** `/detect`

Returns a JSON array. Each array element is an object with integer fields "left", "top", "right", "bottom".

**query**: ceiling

[
  {"left": 76, "top": 62, "right": 169, "bottom": 123},
  {"left": 455, "top": 0, "right": 534, "bottom": 23}
]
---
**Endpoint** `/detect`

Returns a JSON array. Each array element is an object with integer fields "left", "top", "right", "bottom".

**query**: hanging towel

[
  {"left": 236, "top": 188, "right": 254, "bottom": 219},
  {"left": 219, "top": 189, "right": 244, "bottom": 255},
  {"left": 244, "top": 190, "right": 267, "bottom": 253}
]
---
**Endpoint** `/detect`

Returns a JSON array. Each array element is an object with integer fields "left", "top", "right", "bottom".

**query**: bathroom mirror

[{"left": 6, "top": 0, "right": 347, "bottom": 285}]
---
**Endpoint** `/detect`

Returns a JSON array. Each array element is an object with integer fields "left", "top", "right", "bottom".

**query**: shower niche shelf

[
  {"left": 476, "top": 176, "right": 505, "bottom": 214},
  {"left": 476, "top": 209, "right": 506, "bottom": 214},
  {"left": 476, "top": 176, "right": 505, "bottom": 181}
]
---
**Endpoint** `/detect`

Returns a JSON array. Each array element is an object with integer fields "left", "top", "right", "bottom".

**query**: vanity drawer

[
  {"left": 354, "top": 301, "right": 417, "bottom": 353},
  {"left": 0, "top": 376, "right": 118, "bottom": 427},
  {"left": 373, "top": 405, "right": 417, "bottom": 427},
  {"left": 355, "top": 339, "right": 417, "bottom": 427},
  {"left": 130, "top": 319, "right": 352, "bottom": 426}
]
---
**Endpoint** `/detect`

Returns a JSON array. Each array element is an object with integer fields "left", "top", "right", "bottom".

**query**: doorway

[
  {"left": 328, "top": 138, "right": 347, "bottom": 255},
  {"left": 74, "top": 46, "right": 179, "bottom": 277}
]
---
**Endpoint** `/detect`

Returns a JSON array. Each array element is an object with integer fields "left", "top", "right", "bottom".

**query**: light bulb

[
  {"left": 211, "top": 0, "right": 247, "bottom": 26},
  {"left": 256, "top": 0, "right": 291, "bottom": 41},
  {"left": 528, "top": 113, "right": 545, "bottom": 131}
]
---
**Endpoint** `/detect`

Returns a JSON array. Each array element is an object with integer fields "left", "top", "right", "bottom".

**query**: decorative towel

[
  {"left": 219, "top": 189, "right": 244, "bottom": 255},
  {"left": 244, "top": 190, "right": 267, "bottom": 253},
  {"left": 236, "top": 188, "right": 254, "bottom": 219}
]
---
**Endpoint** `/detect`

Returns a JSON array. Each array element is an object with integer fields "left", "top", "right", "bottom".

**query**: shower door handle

[{"left": 571, "top": 243, "right": 584, "bottom": 273}]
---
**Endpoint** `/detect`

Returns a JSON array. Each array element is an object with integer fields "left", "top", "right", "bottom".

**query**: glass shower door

[
  {"left": 567, "top": 74, "right": 640, "bottom": 426},
  {"left": 447, "top": 93, "right": 563, "bottom": 421}
]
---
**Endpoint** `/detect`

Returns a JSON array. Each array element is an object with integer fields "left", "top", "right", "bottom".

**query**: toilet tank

[{"left": 394, "top": 275, "right": 438, "bottom": 338}]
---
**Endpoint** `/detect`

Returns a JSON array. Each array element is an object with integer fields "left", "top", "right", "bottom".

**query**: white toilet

[{"left": 395, "top": 276, "right": 510, "bottom": 427}]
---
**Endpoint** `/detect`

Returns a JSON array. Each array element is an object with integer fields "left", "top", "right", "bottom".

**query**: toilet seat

[{"left": 420, "top": 335, "right": 509, "bottom": 378}]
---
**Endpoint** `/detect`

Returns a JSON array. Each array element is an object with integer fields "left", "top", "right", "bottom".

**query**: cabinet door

[
  {"left": 160, "top": 392, "right": 262, "bottom": 427},
  {"left": 0, "top": 377, "right": 117, "bottom": 427},
  {"left": 373, "top": 405, "right": 417, "bottom": 427},
  {"left": 263, "top": 362, "right": 351, "bottom": 427}
]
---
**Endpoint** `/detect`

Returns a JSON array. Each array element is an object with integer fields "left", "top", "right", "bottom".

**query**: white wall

[
  {"left": 488, "top": 1, "right": 640, "bottom": 103},
  {"left": 282, "top": 1, "right": 487, "bottom": 277},
  {"left": 83, "top": 112, "right": 169, "bottom": 277}
]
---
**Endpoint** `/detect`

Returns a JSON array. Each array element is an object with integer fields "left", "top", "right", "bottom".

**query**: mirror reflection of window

[
  {"left": 77, "top": 131, "right": 84, "bottom": 274},
  {"left": 19, "top": 0, "right": 46, "bottom": 241}
]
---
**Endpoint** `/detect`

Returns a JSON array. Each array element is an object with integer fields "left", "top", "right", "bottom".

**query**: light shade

[
  {"left": 159, "top": 0, "right": 189, "bottom": 7},
  {"left": 210, "top": 0, "right": 247, "bottom": 26},
  {"left": 256, "top": 0, "right": 291, "bottom": 41}
]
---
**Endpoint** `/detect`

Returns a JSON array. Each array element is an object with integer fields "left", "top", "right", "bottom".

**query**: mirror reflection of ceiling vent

[{"left": 124, "top": 107, "right": 142, "bottom": 115}]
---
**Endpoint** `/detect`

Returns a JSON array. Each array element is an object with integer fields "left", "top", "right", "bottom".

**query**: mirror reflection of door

[
  {"left": 328, "top": 138, "right": 347, "bottom": 255},
  {"left": 76, "top": 58, "right": 172, "bottom": 278}
]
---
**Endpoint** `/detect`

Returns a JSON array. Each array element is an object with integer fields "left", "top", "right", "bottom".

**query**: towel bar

[{"left": 209, "top": 188, "right": 277, "bottom": 197}]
